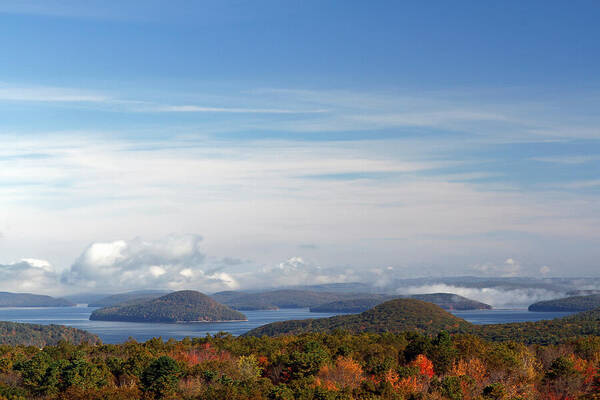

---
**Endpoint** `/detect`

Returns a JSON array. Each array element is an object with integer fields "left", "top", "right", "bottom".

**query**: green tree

[
  {"left": 141, "top": 356, "right": 181, "bottom": 398},
  {"left": 428, "top": 330, "right": 457, "bottom": 374},
  {"left": 59, "top": 358, "right": 108, "bottom": 391}
]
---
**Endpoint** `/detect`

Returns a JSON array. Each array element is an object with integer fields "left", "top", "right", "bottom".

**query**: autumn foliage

[
  {"left": 0, "top": 332, "right": 599, "bottom": 399},
  {"left": 315, "top": 356, "right": 364, "bottom": 391}
]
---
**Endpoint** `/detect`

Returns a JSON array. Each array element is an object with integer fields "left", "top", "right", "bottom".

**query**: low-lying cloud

[
  {"left": 2, "top": 234, "right": 597, "bottom": 307},
  {"left": 398, "top": 284, "right": 565, "bottom": 308}
]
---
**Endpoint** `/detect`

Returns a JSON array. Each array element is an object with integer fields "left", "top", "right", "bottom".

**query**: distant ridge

[
  {"left": 90, "top": 290, "right": 246, "bottom": 323},
  {"left": 89, "top": 290, "right": 171, "bottom": 307},
  {"left": 211, "top": 289, "right": 387, "bottom": 310},
  {"left": 528, "top": 294, "right": 600, "bottom": 312},
  {"left": 0, "top": 292, "right": 75, "bottom": 307},
  {"left": 407, "top": 293, "right": 492, "bottom": 310},
  {"left": 309, "top": 293, "right": 491, "bottom": 313}
]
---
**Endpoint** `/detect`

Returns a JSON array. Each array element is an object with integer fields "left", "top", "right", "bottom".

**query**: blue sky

[{"left": 1, "top": 1, "right": 600, "bottom": 294}]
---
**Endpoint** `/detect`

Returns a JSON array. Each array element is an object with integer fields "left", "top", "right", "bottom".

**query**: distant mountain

[
  {"left": 310, "top": 293, "right": 491, "bottom": 313},
  {"left": 528, "top": 294, "right": 600, "bottom": 312},
  {"left": 0, "top": 321, "right": 100, "bottom": 346},
  {"left": 245, "top": 298, "right": 470, "bottom": 337},
  {"left": 88, "top": 290, "right": 171, "bottom": 307},
  {"left": 63, "top": 292, "right": 113, "bottom": 305},
  {"left": 407, "top": 293, "right": 492, "bottom": 310},
  {"left": 287, "top": 282, "right": 378, "bottom": 293},
  {"left": 309, "top": 298, "right": 384, "bottom": 313},
  {"left": 566, "top": 289, "right": 600, "bottom": 296},
  {"left": 211, "top": 289, "right": 387, "bottom": 310},
  {"left": 0, "top": 292, "right": 75, "bottom": 307},
  {"left": 90, "top": 290, "right": 246, "bottom": 323},
  {"left": 210, "top": 290, "right": 254, "bottom": 304}
]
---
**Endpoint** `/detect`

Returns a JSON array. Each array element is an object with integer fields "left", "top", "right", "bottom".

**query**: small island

[{"left": 90, "top": 290, "right": 247, "bottom": 323}]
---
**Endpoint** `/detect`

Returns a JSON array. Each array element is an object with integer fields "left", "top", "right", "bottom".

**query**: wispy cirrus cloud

[
  {"left": 0, "top": 84, "right": 111, "bottom": 103},
  {"left": 530, "top": 155, "right": 600, "bottom": 164},
  {"left": 152, "top": 105, "right": 327, "bottom": 114}
]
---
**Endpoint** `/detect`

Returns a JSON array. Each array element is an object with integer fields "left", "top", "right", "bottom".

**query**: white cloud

[
  {"left": 19, "top": 258, "right": 54, "bottom": 272},
  {"left": 531, "top": 155, "right": 600, "bottom": 164},
  {"left": 1, "top": 84, "right": 600, "bottom": 276},
  {"left": 399, "top": 283, "right": 564, "bottom": 308},
  {"left": 0, "top": 84, "right": 110, "bottom": 103},
  {"left": 0, "top": 259, "right": 64, "bottom": 294},
  {"left": 62, "top": 234, "right": 229, "bottom": 291},
  {"left": 2, "top": 132, "right": 599, "bottom": 277},
  {"left": 152, "top": 105, "right": 325, "bottom": 114}
]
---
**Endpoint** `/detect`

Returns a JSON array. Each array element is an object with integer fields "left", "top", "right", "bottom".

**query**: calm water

[
  {"left": 451, "top": 309, "right": 575, "bottom": 324},
  {"left": 0, "top": 306, "right": 576, "bottom": 344}
]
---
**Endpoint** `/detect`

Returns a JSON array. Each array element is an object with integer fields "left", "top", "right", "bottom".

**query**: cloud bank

[
  {"left": 0, "top": 259, "right": 62, "bottom": 294},
  {"left": 399, "top": 284, "right": 563, "bottom": 308},
  {"left": 0, "top": 234, "right": 364, "bottom": 295},
  {"left": 62, "top": 234, "right": 239, "bottom": 292},
  {"left": 0, "top": 234, "right": 597, "bottom": 309}
]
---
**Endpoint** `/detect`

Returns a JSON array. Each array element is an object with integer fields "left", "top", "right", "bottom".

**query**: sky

[{"left": 1, "top": 0, "right": 600, "bottom": 295}]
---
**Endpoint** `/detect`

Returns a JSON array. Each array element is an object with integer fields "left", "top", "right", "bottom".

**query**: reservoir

[{"left": 0, "top": 306, "right": 576, "bottom": 344}]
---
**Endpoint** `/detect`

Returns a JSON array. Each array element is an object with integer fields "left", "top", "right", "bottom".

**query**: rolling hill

[
  {"left": 248, "top": 297, "right": 600, "bottom": 345},
  {"left": 528, "top": 294, "right": 600, "bottom": 312},
  {"left": 0, "top": 292, "right": 75, "bottom": 307},
  {"left": 245, "top": 298, "right": 471, "bottom": 337},
  {"left": 90, "top": 290, "right": 246, "bottom": 323}
]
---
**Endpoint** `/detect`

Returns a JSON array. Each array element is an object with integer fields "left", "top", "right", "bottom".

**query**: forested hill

[
  {"left": 407, "top": 293, "right": 491, "bottom": 310},
  {"left": 475, "top": 307, "right": 600, "bottom": 344},
  {"left": 0, "top": 321, "right": 99, "bottom": 346},
  {"left": 211, "top": 289, "right": 387, "bottom": 310},
  {"left": 528, "top": 294, "right": 600, "bottom": 312},
  {"left": 88, "top": 290, "right": 170, "bottom": 307},
  {"left": 249, "top": 298, "right": 600, "bottom": 345},
  {"left": 309, "top": 293, "right": 491, "bottom": 313},
  {"left": 90, "top": 290, "right": 246, "bottom": 323},
  {"left": 309, "top": 298, "right": 383, "bottom": 313},
  {"left": 0, "top": 292, "right": 75, "bottom": 307},
  {"left": 246, "top": 299, "right": 470, "bottom": 337}
]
